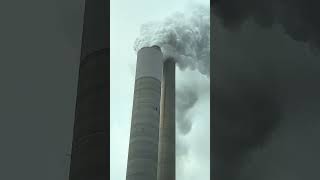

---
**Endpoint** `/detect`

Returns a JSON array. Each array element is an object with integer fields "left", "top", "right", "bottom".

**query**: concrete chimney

[
  {"left": 157, "top": 59, "right": 176, "bottom": 180},
  {"left": 69, "top": 0, "right": 108, "bottom": 179},
  {"left": 126, "top": 46, "right": 163, "bottom": 180}
]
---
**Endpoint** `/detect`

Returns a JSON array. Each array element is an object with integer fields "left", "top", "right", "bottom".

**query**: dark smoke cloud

[
  {"left": 238, "top": 112, "right": 320, "bottom": 180},
  {"left": 212, "top": 0, "right": 320, "bottom": 49},
  {"left": 212, "top": 11, "right": 320, "bottom": 179}
]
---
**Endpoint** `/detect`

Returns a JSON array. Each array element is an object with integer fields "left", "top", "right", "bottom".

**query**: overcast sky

[{"left": 110, "top": 0, "right": 210, "bottom": 180}]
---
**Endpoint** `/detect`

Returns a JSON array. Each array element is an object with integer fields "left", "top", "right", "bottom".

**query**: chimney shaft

[
  {"left": 126, "top": 46, "right": 163, "bottom": 180},
  {"left": 69, "top": 0, "right": 108, "bottom": 179},
  {"left": 158, "top": 59, "right": 176, "bottom": 180}
]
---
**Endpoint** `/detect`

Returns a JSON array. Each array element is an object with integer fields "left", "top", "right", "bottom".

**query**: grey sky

[{"left": 110, "top": 0, "right": 210, "bottom": 180}]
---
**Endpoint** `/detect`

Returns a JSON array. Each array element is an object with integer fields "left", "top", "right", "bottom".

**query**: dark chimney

[{"left": 69, "top": 0, "right": 109, "bottom": 179}]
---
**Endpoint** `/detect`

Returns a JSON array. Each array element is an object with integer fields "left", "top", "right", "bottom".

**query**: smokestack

[
  {"left": 126, "top": 46, "right": 163, "bottom": 180},
  {"left": 158, "top": 59, "right": 176, "bottom": 180},
  {"left": 69, "top": 0, "right": 108, "bottom": 179}
]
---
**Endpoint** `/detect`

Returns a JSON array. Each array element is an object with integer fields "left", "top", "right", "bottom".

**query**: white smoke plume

[
  {"left": 176, "top": 87, "right": 198, "bottom": 135},
  {"left": 134, "top": 5, "right": 210, "bottom": 176},
  {"left": 134, "top": 5, "right": 210, "bottom": 76}
]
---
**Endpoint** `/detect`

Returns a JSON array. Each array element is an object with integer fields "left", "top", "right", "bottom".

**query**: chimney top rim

[{"left": 138, "top": 45, "right": 162, "bottom": 52}]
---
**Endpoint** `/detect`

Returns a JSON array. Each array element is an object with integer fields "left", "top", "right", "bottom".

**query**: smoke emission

[
  {"left": 212, "top": 1, "right": 320, "bottom": 179},
  {"left": 134, "top": 5, "right": 210, "bottom": 76},
  {"left": 176, "top": 87, "right": 198, "bottom": 135},
  {"left": 134, "top": 5, "right": 210, "bottom": 175},
  {"left": 134, "top": 4, "right": 209, "bottom": 141}
]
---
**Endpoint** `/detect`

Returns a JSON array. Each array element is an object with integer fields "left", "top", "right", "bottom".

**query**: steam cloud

[
  {"left": 134, "top": 5, "right": 210, "bottom": 76},
  {"left": 134, "top": 5, "right": 210, "bottom": 173},
  {"left": 134, "top": 5, "right": 209, "bottom": 137},
  {"left": 176, "top": 87, "right": 198, "bottom": 135}
]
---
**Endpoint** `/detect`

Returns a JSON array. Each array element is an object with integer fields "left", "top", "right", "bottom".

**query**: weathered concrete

[
  {"left": 158, "top": 59, "right": 176, "bottom": 180},
  {"left": 69, "top": 0, "right": 108, "bottom": 179},
  {"left": 126, "top": 46, "right": 163, "bottom": 180}
]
